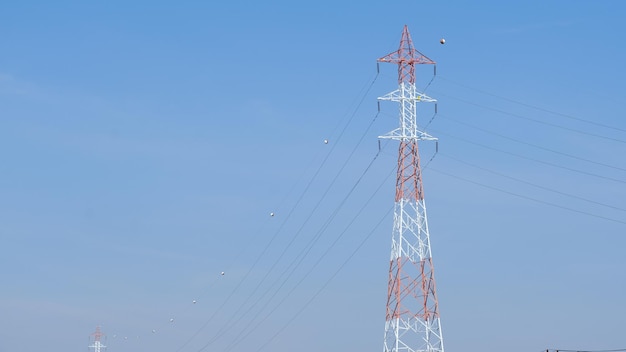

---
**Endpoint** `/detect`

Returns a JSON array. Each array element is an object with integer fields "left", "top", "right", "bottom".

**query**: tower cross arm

[
  {"left": 378, "top": 89, "right": 436, "bottom": 103},
  {"left": 378, "top": 129, "right": 438, "bottom": 141},
  {"left": 378, "top": 50, "right": 435, "bottom": 65}
]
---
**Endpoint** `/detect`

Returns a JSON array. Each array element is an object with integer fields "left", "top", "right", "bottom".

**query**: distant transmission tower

[
  {"left": 89, "top": 326, "right": 107, "bottom": 352},
  {"left": 377, "top": 25, "right": 444, "bottom": 352}
]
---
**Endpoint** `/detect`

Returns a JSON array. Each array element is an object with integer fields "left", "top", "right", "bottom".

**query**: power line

[
  {"left": 179, "top": 72, "right": 381, "bottom": 351},
  {"left": 437, "top": 75, "right": 626, "bottom": 134},
  {"left": 195, "top": 106, "right": 385, "bottom": 351},
  {"left": 197, "top": 146, "right": 384, "bottom": 352},
  {"left": 430, "top": 166, "right": 626, "bottom": 225},
  {"left": 252, "top": 205, "right": 394, "bottom": 352},
  {"left": 439, "top": 113, "right": 626, "bottom": 173},
  {"left": 223, "top": 160, "right": 395, "bottom": 352},
  {"left": 432, "top": 91, "right": 626, "bottom": 145},
  {"left": 439, "top": 152, "right": 626, "bottom": 213},
  {"left": 430, "top": 128, "right": 626, "bottom": 185}
]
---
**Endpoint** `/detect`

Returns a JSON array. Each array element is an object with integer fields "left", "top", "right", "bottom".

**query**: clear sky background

[{"left": 1, "top": 1, "right": 625, "bottom": 352}]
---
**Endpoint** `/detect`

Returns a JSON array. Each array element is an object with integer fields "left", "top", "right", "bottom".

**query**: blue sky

[{"left": 1, "top": 1, "right": 625, "bottom": 352}]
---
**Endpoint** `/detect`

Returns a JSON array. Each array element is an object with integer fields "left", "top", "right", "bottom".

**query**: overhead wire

[
  {"left": 105, "top": 215, "right": 275, "bottom": 347},
  {"left": 327, "top": 71, "right": 381, "bottom": 143},
  {"left": 253, "top": 204, "right": 395, "bottom": 352},
  {"left": 176, "top": 70, "right": 381, "bottom": 351},
  {"left": 429, "top": 166, "right": 626, "bottom": 225},
  {"left": 431, "top": 90, "right": 626, "bottom": 145},
  {"left": 114, "top": 102, "right": 337, "bottom": 349},
  {"left": 439, "top": 113, "right": 626, "bottom": 172},
  {"left": 417, "top": 86, "right": 626, "bottom": 220},
  {"left": 439, "top": 152, "right": 626, "bottom": 213},
  {"left": 429, "top": 127, "right": 626, "bottom": 185},
  {"left": 191, "top": 71, "right": 384, "bottom": 350},
  {"left": 193, "top": 110, "right": 381, "bottom": 351},
  {"left": 222, "top": 150, "right": 395, "bottom": 352},
  {"left": 173, "top": 134, "right": 330, "bottom": 351},
  {"left": 437, "top": 75, "right": 626, "bottom": 134}
]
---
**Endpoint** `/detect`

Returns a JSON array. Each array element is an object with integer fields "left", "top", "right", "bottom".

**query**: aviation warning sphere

[{"left": 440, "top": 38, "right": 445, "bottom": 44}]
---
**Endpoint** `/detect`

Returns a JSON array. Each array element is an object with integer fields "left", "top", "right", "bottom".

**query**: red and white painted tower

[
  {"left": 89, "top": 326, "right": 106, "bottom": 352},
  {"left": 378, "top": 25, "right": 444, "bottom": 352}
]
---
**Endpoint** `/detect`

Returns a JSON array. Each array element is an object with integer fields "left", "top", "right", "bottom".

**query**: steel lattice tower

[
  {"left": 89, "top": 326, "right": 106, "bottom": 352},
  {"left": 378, "top": 25, "right": 444, "bottom": 352}
]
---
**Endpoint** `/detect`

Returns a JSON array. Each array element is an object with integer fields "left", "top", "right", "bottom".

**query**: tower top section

[
  {"left": 378, "top": 25, "right": 435, "bottom": 84},
  {"left": 92, "top": 326, "right": 103, "bottom": 342},
  {"left": 89, "top": 326, "right": 106, "bottom": 352}
]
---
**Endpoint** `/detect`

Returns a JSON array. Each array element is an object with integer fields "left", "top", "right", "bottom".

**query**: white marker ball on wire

[
  {"left": 152, "top": 329, "right": 156, "bottom": 333},
  {"left": 221, "top": 271, "right": 225, "bottom": 275},
  {"left": 192, "top": 299, "right": 197, "bottom": 304},
  {"left": 170, "top": 318, "right": 174, "bottom": 323},
  {"left": 323, "top": 139, "right": 328, "bottom": 144},
  {"left": 270, "top": 212, "right": 275, "bottom": 217},
  {"left": 440, "top": 38, "right": 445, "bottom": 44}
]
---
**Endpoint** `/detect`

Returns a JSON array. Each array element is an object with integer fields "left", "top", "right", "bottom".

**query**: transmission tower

[
  {"left": 88, "top": 326, "right": 106, "bottom": 352},
  {"left": 377, "top": 25, "right": 444, "bottom": 352}
]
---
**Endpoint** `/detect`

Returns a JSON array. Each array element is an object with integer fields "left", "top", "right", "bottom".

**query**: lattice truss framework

[{"left": 378, "top": 25, "right": 444, "bottom": 352}]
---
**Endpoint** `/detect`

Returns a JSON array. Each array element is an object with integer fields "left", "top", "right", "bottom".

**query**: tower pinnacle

[
  {"left": 89, "top": 326, "right": 106, "bottom": 352},
  {"left": 378, "top": 25, "right": 435, "bottom": 84}
]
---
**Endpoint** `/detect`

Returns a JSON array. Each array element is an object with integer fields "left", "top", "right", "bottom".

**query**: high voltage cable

[
  {"left": 173, "top": 217, "right": 280, "bottom": 352},
  {"left": 275, "top": 71, "right": 379, "bottom": 210},
  {"left": 437, "top": 75, "right": 626, "bottom": 134},
  {"left": 430, "top": 166, "right": 626, "bottom": 225},
  {"left": 327, "top": 71, "right": 380, "bottom": 142},
  {"left": 432, "top": 91, "right": 626, "bottom": 145},
  {"left": 439, "top": 113, "right": 626, "bottom": 173},
  {"left": 175, "top": 72, "right": 380, "bottom": 351},
  {"left": 221, "top": 154, "right": 395, "bottom": 351},
  {"left": 172, "top": 140, "right": 349, "bottom": 349},
  {"left": 173, "top": 153, "right": 327, "bottom": 351},
  {"left": 107, "top": 217, "right": 274, "bottom": 345},
  {"left": 439, "top": 152, "right": 626, "bottom": 213},
  {"left": 422, "top": 66, "right": 437, "bottom": 93},
  {"left": 95, "top": 71, "right": 382, "bottom": 349},
  {"left": 193, "top": 116, "right": 380, "bottom": 350},
  {"left": 222, "top": 155, "right": 395, "bottom": 352},
  {"left": 193, "top": 68, "right": 383, "bottom": 351},
  {"left": 430, "top": 128, "right": 626, "bottom": 185},
  {"left": 145, "top": 148, "right": 322, "bottom": 350},
  {"left": 252, "top": 205, "right": 394, "bottom": 352},
  {"left": 193, "top": 98, "right": 383, "bottom": 351}
]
